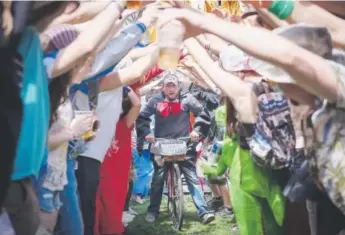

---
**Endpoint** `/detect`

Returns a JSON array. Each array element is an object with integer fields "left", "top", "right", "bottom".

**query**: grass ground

[{"left": 126, "top": 195, "right": 236, "bottom": 235}]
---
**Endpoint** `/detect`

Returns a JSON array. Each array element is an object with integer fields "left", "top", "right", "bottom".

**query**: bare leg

[
  {"left": 40, "top": 210, "right": 58, "bottom": 233},
  {"left": 219, "top": 184, "right": 232, "bottom": 209},
  {"left": 210, "top": 184, "right": 221, "bottom": 198}
]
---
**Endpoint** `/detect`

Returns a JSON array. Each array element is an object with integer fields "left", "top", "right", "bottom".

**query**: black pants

[
  {"left": 3, "top": 178, "right": 40, "bottom": 235},
  {"left": 75, "top": 157, "right": 101, "bottom": 235},
  {"left": 124, "top": 180, "right": 133, "bottom": 211},
  {"left": 315, "top": 192, "right": 345, "bottom": 235}
]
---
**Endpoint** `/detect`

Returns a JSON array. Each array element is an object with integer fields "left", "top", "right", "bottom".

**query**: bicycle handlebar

[{"left": 155, "top": 137, "right": 190, "bottom": 142}]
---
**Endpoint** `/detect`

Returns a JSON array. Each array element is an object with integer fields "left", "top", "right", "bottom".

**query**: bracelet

[
  {"left": 204, "top": 43, "right": 210, "bottom": 51},
  {"left": 269, "top": 0, "right": 295, "bottom": 20}
]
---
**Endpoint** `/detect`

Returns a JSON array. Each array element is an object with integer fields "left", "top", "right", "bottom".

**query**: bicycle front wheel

[{"left": 167, "top": 163, "right": 184, "bottom": 230}]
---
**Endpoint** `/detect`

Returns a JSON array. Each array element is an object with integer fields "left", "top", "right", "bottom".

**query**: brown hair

[{"left": 224, "top": 97, "right": 237, "bottom": 137}]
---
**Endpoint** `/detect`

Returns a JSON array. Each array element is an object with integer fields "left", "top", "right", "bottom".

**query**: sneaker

[
  {"left": 145, "top": 212, "right": 157, "bottom": 223},
  {"left": 133, "top": 197, "right": 145, "bottom": 204},
  {"left": 201, "top": 213, "right": 216, "bottom": 225},
  {"left": 128, "top": 207, "right": 138, "bottom": 216},
  {"left": 122, "top": 212, "right": 135, "bottom": 224},
  {"left": 215, "top": 206, "right": 233, "bottom": 217}
]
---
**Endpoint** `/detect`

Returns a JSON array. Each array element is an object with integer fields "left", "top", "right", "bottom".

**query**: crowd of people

[{"left": 1, "top": 1, "right": 345, "bottom": 235}]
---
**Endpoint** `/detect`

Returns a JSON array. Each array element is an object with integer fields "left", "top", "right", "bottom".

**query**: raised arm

[
  {"left": 251, "top": 1, "right": 345, "bottom": 49},
  {"left": 47, "top": 1, "right": 113, "bottom": 26},
  {"left": 99, "top": 47, "right": 159, "bottom": 91},
  {"left": 196, "top": 33, "right": 228, "bottom": 56},
  {"left": 127, "top": 44, "right": 158, "bottom": 61},
  {"left": 181, "top": 57, "right": 218, "bottom": 92},
  {"left": 125, "top": 88, "right": 142, "bottom": 128},
  {"left": 159, "top": 7, "right": 339, "bottom": 102},
  {"left": 51, "top": 2, "right": 122, "bottom": 78},
  {"left": 85, "top": 3, "right": 163, "bottom": 80},
  {"left": 131, "top": 63, "right": 165, "bottom": 92},
  {"left": 255, "top": 8, "right": 289, "bottom": 29},
  {"left": 184, "top": 38, "right": 257, "bottom": 124},
  {"left": 198, "top": 13, "right": 339, "bottom": 102},
  {"left": 139, "top": 77, "right": 164, "bottom": 96},
  {"left": 287, "top": 1, "right": 345, "bottom": 49},
  {"left": 85, "top": 22, "right": 147, "bottom": 80}
]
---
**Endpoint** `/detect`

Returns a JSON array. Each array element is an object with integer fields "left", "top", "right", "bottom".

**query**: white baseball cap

[{"left": 219, "top": 45, "right": 253, "bottom": 72}]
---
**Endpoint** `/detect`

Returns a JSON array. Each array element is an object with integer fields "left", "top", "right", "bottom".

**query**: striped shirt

[{"left": 44, "top": 24, "right": 79, "bottom": 54}]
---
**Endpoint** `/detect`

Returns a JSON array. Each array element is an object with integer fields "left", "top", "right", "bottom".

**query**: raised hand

[
  {"left": 145, "top": 134, "right": 156, "bottom": 143},
  {"left": 156, "top": 7, "right": 206, "bottom": 39},
  {"left": 138, "top": 2, "right": 172, "bottom": 28},
  {"left": 69, "top": 115, "right": 93, "bottom": 138}
]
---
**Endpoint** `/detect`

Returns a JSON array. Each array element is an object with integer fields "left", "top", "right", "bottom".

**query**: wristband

[
  {"left": 136, "top": 42, "right": 146, "bottom": 47},
  {"left": 269, "top": 0, "right": 295, "bottom": 20},
  {"left": 136, "top": 22, "right": 147, "bottom": 33}
]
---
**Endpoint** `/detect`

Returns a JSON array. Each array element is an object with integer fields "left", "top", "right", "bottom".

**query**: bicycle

[{"left": 150, "top": 137, "right": 189, "bottom": 230}]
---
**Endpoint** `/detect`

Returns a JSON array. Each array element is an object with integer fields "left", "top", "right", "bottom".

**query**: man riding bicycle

[{"left": 136, "top": 72, "right": 215, "bottom": 225}]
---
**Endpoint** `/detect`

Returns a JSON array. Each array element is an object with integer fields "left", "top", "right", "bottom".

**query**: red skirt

[{"left": 95, "top": 119, "right": 132, "bottom": 235}]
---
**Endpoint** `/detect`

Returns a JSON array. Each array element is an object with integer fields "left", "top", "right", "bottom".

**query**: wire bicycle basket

[{"left": 151, "top": 139, "right": 188, "bottom": 161}]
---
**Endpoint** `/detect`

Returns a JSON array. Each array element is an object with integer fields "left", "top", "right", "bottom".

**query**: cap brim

[
  {"left": 164, "top": 81, "right": 179, "bottom": 85},
  {"left": 249, "top": 57, "right": 296, "bottom": 84}
]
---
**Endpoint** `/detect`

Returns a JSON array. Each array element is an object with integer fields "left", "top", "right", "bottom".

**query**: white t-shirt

[{"left": 81, "top": 87, "right": 123, "bottom": 162}]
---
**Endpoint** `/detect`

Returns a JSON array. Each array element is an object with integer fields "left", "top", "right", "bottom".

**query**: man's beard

[{"left": 167, "top": 95, "right": 178, "bottom": 101}]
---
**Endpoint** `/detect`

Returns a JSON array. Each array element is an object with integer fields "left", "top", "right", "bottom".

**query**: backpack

[{"left": 249, "top": 82, "right": 296, "bottom": 169}]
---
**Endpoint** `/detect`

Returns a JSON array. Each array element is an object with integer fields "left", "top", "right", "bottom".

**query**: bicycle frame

[
  {"left": 165, "top": 161, "right": 184, "bottom": 230},
  {"left": 150, "top": 137, "right": 189, "bottom": 230}
]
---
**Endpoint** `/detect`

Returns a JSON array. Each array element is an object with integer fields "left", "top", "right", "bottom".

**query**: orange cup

[{"left": 127, "top": 0, "right": 142, "bottom": 9}]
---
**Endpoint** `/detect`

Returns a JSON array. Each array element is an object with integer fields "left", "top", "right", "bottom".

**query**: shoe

[
  {"left": 201, "top": 213, "right": 216, "bottom": 225},
  {"left": 122, "top": 212, "right": 135, "bottom": 224},
  {"left": 133, "top": 197, "right": 145, "bottom": 204},
  {"left": 229, "top": 224, "right": 240, "bottom": 235},
  {"left": 145, "top": 212, "right": 157, "bottom": 223},
  {"left": 215, "top": 206, "right": 233, "bottom": 217},
  {"left": 207, "top": 197, "right": 223, "bottom": 211}
]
